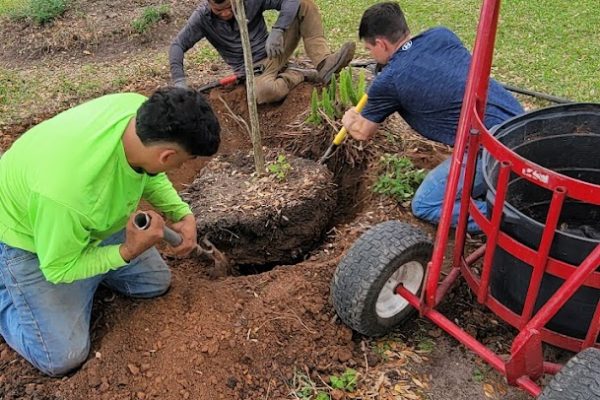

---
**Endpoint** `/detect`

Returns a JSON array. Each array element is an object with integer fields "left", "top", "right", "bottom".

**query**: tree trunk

[{"left": 232, "top": 0, "right": 265, "bottom": 175}]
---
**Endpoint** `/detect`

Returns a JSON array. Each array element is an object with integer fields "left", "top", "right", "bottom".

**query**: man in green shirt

[{"left": 0, "top": 86, "right": 220, "bottom": 376}]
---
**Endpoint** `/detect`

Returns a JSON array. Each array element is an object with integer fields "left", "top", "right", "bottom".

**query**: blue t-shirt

[{"left": 362, "top": 27, "right": 524, "bottom": 146}]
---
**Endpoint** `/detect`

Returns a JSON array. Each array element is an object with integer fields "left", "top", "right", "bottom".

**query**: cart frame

[{"left": 394, "top": 0, "right": 600, "bottom": 396}]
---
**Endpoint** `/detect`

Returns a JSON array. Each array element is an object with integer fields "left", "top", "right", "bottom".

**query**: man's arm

[
  {"left": 142, "top": 173, "right": 192, "bottom": 222},
  {"left": 29, "top": 194, "right": 133, "bottom": 283},
  {"left": 344, "top": 73, "right": 401, "bottom": 140},
  {"left": 342, "top": 108, "right": 380, "bottom": 141},
  {"left": 169, "top": 10, "right": 207, "bottom": 86},
  {"left": 262, "top": 0, "right": 300, "bottom": 30},
  {"left": 143, "top": 174, "right": 198, "bottom": 256}
]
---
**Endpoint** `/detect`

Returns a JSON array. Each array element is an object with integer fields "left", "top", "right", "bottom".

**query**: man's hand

[
  {"left": 120, "top": 210, "right": 165, "bottom": 262},
  {"left": 342, "top": 107, "right": 379, "bottom": 141},
  {"left": 170, "top": 214, "right": 198, "bottom": 257},
  {"left": 265, "top": 28, "right": 284, "bottom": 59}
]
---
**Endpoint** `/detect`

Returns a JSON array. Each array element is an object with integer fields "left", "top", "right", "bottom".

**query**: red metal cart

[{"left": 331, "top": 0, "right": 600, "bottom": 397}]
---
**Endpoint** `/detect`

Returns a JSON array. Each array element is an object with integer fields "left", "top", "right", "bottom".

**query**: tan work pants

[{"left": 255, "top": 0, "right": 330, "bottom": 104}]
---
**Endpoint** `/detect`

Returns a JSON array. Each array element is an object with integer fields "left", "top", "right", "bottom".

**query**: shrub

[
  {"left": 306, "top": 67, "right": 366, "bottom": 125},
  {"left": 373, "top": 154, "right": 426, "bottom": 201},
  {"left": 9, "top": 0, "right": 69, "bottom": 24},
  {"left": 131, "top": 4, "right": 170, "bottom": 34}
]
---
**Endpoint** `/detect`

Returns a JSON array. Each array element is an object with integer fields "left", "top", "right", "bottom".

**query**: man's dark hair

[
  {"left": 136, "top": 87, "right": 220, "bottom": 157},
  {"left": 359, "top": 2, "right": 410, "bottom": 44}
]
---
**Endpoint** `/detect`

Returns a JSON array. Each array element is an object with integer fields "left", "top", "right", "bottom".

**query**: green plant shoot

[
  {"left": 131, "top": 4, "right": 170, "bottom": 34},
  {"left": 267, "top": 154, "right": 292, "bottom": 181},
  {"left": 329, "top": 368, "right": 358, "bottom": 392}
]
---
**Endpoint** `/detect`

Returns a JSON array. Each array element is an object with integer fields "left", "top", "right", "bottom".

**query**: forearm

[
  {"left": 169, "top": 11, "right": 205, "bottom": 82},
  {"left": 41, "top": 244, "right": 126, "bottom": 284},
  {"left": 169, "top": 43, "right": 186, "bottom": 82},
  {"left": 143, "top": 174, "right": 192, "bottom": 222},
  {"left": 266, "top": 0, "right": 300, "bottom": 30},
  {"left": 343, "top": 109, "right": 380, "bottom": 141}
]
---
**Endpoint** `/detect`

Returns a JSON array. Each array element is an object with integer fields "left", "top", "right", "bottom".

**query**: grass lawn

[
  {"left": 1, "top": 0, "right": 598, "bottom": 126},
  {"left": 316, "top": 0, "right": 599, "bottom": 102},
  {"left": 0, "top": 0, "right": 27, "bottom": 16}
]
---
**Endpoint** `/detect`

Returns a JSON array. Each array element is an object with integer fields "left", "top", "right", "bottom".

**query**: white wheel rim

[{"left": 375, "top": 261, "right": 424, "bottom": 319}]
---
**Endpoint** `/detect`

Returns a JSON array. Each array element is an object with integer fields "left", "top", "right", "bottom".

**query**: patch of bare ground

[{"left": 0, "top": 0, "right": 198, "bottom": 65}]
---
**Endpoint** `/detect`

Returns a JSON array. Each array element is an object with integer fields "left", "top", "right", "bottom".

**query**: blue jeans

[
  {"left": 0, "top": 230, "right": 171, "bottom": 376},
  {"left": 411, "top": 155, "right": 487, "bottom": 233}
]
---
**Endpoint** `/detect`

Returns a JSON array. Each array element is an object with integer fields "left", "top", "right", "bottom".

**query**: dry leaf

[
  {"left": 412, "top": 377, "right": 425, "bottom": 388},
  {"left": 483, "top": 383, "right": 495, "bottom": 398}
]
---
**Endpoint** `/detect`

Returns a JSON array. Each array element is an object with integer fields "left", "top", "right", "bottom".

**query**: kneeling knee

[
  {"left": 255, "top": 85, "right": 283, "bottom": 105},
  {"left": 35, "top": 342, "right": 90, "bottom": 377},
  {"left": 411, "top": 193, "right": 428, "bottom": 219}
]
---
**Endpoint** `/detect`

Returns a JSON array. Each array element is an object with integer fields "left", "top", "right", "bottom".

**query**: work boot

[
  {"left": 316, "top": 41, "right": 356, "bottom": 84},
  {"left": 301, "top": 69, "right": 319, "bottom": 82}
]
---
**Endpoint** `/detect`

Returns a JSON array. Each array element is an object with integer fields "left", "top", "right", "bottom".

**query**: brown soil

[
  {"left": 0, "top": 4, "right": 540, "bottom": 400},
  {"left": 185, "top": 151, "right": 337, "bottom": 265},
  {"left": 0, "top": 0, "right": 198, "bottom": 65}
]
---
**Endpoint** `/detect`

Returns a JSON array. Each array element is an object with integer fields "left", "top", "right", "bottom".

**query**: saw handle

[
  {"left": 133, "top": 212, "right": 183, "bottom": 247},
  {"left": 218, "top": 74, "right": 238, "bottom": 86},
  {"left": 333, "top": 94, "right": 369, "bottom": 145}
]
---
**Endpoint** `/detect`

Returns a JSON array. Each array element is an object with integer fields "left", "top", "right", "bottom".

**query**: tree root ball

[{"left": 183, "top": 151, "right": 337, "bottom": 265}]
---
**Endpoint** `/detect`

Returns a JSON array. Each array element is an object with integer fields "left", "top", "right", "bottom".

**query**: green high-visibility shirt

[{"left": 0, "top": 93, "right": 192, "bottom": 284}]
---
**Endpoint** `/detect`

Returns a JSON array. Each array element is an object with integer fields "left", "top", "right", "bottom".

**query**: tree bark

[{"left": 232, "top": 0, "right": 265, "bottom": 175}]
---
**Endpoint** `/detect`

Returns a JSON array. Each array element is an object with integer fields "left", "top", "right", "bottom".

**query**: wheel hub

[{"left": 375, "top": 261, "right": 424, "bottom": 319}]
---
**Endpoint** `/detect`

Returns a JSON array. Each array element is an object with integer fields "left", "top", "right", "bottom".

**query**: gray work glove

[
  {"left": 173, "top": 78, "right": 188, "bottom": 89},
  {"left": 265, "top": 27, "right": 284, "bottom": 59}
]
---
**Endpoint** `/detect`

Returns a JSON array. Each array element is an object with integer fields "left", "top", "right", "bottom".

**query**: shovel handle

[
  {"left": 133, "top": 212, "right": 183, "bottom": 247},
  {"left": 333, "top": 94, "right": 369, "bottom": 145}
]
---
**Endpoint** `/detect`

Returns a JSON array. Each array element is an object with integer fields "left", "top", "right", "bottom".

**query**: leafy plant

[
  {"left": 373, "top": 154, "right": 426, "bottom": 201},
  {"left": 306, "top": 88, "right": 321, "bottom": 124},
  {"left": 131, "top": 4, "right": 170, "bottom": 34},
  {"left": 329, "top": 368, "right": 358, "bottom": 392},
  {"left": 372, "top": 340, "right": 392, "bottom": 361},
  {"left": 416, "top": 338, "right": 435, "bottom": 353},
  {"left": 472, "top": 366, "right": 485, "bottom": 383},
  {"left": 305, "top": 67, "right": 366, "bottom": 125},
  {"left": 7, "top": 0, "right": 69, "bottom": 24},
  {"left": 267, "top": 154, "right": 292, "bottom": 181},
  {"left": 290, "top": 370, "right": 330, "bottom": 400}
]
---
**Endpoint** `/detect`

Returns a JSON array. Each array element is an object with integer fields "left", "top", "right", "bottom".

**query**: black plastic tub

[{"left": 482, "top": 103, "right": 600, "bottom": 339}]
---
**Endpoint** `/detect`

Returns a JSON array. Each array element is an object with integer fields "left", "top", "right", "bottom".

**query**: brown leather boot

[
  {"left": 300, "top": 69, "right": 319, "bottom": 82},
  {"left": 316, "top": 42, "right": 356, "bottom": 84}
]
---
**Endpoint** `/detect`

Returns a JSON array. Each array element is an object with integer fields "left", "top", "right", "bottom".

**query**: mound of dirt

[{"left": 184, "top": 150, "right": 337, "bottom": 265}]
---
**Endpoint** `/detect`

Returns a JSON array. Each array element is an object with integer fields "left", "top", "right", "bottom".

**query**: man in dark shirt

[
  {"left": 342, "top": 2, "right": 523, "bottom": 232},
  {"left": 170, "top": 0, "right": 355, "bottom": 104}
]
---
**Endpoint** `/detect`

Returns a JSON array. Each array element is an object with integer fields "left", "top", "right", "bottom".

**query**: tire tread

[
  {"left": 540, "top": 348, "right": 600, "bottom": 400},
  {"left": 331, "top": 221, "right": 432, "bottom": 336}
]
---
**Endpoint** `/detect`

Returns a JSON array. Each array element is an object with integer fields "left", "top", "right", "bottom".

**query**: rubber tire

[
  {"left": 331, "top": 221, "right": 433, "bottom": 336},
  {"left": 539, "top": 347, "right": 600, "bottom": 400}
]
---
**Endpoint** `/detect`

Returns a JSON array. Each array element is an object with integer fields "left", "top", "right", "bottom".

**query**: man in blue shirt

[{"left": 342, "top": 2, "right": 523, "bottom": 232}]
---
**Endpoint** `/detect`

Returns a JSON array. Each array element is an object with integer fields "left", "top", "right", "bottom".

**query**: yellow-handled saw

[{"left": 318, "top": 94, "right": 368, "bottom": 164}]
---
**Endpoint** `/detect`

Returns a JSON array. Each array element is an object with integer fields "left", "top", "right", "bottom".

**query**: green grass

[
  {"left": 131, "top": 4, "right": 170, "bottom": 34},
  {"left": 314, "top": 0, "right": 599, "bottom": 103},
  {"left": 0, "top": 0, "right": 68, "bottom": 24},
  {"left": 0, "top": 0, "right": 27, "bottom": 16},
  {"left": 0, "top": 0, "right": 598, "bottom": 127}
]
